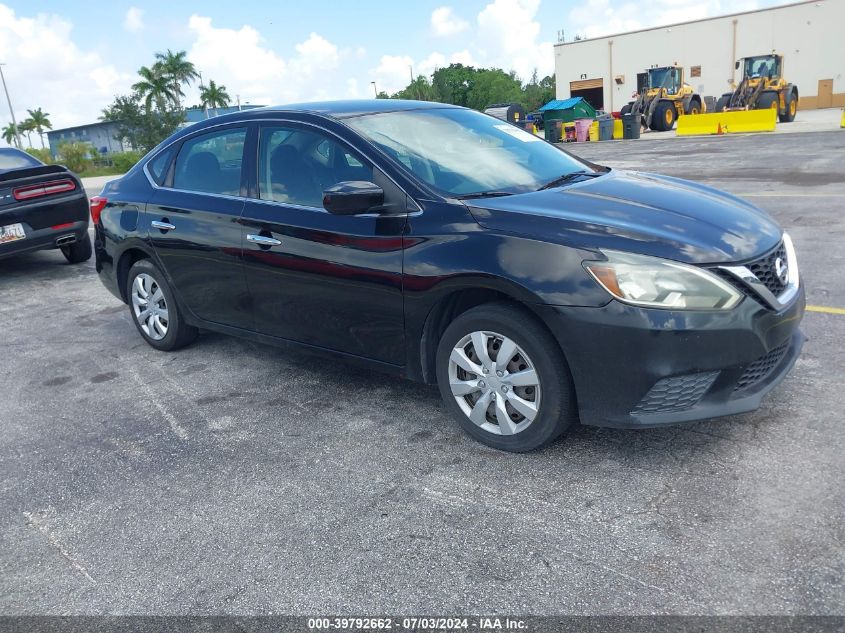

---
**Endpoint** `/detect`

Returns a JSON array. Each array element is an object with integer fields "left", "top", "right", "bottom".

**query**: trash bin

[
  {"left": 589, "top": 120, "right": 600, "bottom": 142},
  {"left": 574, "top": 118, "right": 593, "bottom": 142},
  {"left": 612, "top": 118, "right": 624, "bottom": 140},
  {"left": 622, "top": 113, "right": 641, "bottom": 140},
  {"left": 545, "top": 120, "right": 563, "bottom": 142},
  {"left": 598, "top": 115, "right": 614, "bottom": 141}
]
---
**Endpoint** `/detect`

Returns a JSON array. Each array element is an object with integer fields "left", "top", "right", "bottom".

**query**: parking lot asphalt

[{"left": 1, "top": 130, "right": 843, "bottom": 615}]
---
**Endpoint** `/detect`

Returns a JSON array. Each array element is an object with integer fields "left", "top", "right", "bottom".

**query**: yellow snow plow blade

[
  {"left": 677, "top": 108, "right": 777, "bottom": 136},
  {"left": 840, "top": 109, "right": 845, "bottom": 128}
]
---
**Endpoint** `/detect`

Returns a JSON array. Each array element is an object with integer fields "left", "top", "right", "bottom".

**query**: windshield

[
  {"left": 648, "top": 68, "right": 680, "bottom": 93},
  {"left": 0, "top": 148, "right": 43, "bottom": 174},
  {"left": 743, "top": 56, "right": 780, "bottom": 79},
  {"left": 345, "top": 108, "right": 591, "bottom": 196}
]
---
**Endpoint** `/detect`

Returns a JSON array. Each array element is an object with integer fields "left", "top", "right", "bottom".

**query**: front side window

[
  {"left": 172, "top": 127, "right": 246, "bottom": 195},
  {"left": 346, "top": 108, "right": 590, "bottom": 196},
  {"left": 258, "top": 126, "right": 373, "bottom": 208}
]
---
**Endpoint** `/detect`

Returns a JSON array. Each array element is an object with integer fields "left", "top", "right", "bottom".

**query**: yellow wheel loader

[
  {"left": 715, "top": 54, "right": 798, "bottom": 123},
  {"left": 620, "top": 66, "right": 705, "bottom": 132}
]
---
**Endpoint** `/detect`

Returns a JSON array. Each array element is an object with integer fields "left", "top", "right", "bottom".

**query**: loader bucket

[{"left": 677, "top": 108, "right": 777, "bottom": 136}]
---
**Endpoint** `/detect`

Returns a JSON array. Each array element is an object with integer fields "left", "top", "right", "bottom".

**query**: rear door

[
  {"left": 146, "top": 124, "right": 252, "bottom": 330},
  {"left": 239, "top": 121, "right": 407, "bottom": 364}
]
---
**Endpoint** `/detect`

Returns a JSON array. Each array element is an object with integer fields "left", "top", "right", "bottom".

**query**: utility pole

[
  {"left": 371, "top": 81, "right": 378, "bottom": 98},
  {"left": 0, "top": 64, "right": 22, "bottom": 149},
  {"left": 198, "top": 70, "right": 209, "bottom": 119},
  {"left": 236, "top": 94, "right": 241, "bottom": 111}
]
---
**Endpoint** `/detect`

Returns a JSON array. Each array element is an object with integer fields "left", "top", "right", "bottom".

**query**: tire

[
  {"left": 780, "top": 91, "right": 797, "bottom": 123},
  {"left": 755, "top": 91, "right": 778, "bottom": 111},
  {"left": 620, "top": 103, "right": 632, "bottom": 116},
  {"left": 60, "top": 233, "right": 92, "bottom": 264},
  {"left": 435, "top": 302, "right": 577, "bottom": 452},
  {"left": 126, "top": 259, "right": 198, "bottom": 351},
  {"left": 715, "top": 95, "right": 730, "bottom": 113},
  {"left": 686, "top": 98, "right": 702, "bottom": 115},
  {"left": 651, "top": 101, "right": 676, "bottom": 131}
]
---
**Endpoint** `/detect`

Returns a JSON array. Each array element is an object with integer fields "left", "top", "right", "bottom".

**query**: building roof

[
  {"left": 553, "top": 0, "right": 820, "bottom": 46},
  {"left": 47, "top": 120, "right": 121, "bottom": 135},
  {"left": 185, "top": 104, "right": 264, "bottom": 123},
  {"left": 538, "top": 97, "right": 586, "bottom": 112}
]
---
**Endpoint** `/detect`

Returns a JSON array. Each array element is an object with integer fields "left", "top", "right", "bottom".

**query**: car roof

[{"left": 260, "top": 99, "right": 462, "bottom": 119}]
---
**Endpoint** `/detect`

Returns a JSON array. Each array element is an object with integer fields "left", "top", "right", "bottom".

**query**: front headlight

[{"left": 584, "top": 250, "right": 742, "bottom": 310}]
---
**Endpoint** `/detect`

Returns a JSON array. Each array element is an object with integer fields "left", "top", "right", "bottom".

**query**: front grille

[
  {"left": 632, "top": 371, "right": 719, "bottom": 415},
  {"left": 747, "top": 241, "right": 788, "bottom": 296},
  {"left": 734, "top": 342, "right": 789, "bottom": 392}
]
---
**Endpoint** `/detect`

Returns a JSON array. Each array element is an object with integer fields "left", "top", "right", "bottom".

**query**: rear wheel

[
  {"left": 435, "top": 302, "right": 577, "bottom": 452},
  {"left": 652, "top": 101, "right": 676, "bottom": 131},
  {"left": 780, "top": 91, "right": 797, "bottom": 122},
  {"left": 686, "top": 99, "right": 702, "bottom": 115},
  {"left": 60, "top": 234, "right": 92, "bottom": 264},
  {"left": 127, "top": 259, "right": 197, "bottom": 351}
]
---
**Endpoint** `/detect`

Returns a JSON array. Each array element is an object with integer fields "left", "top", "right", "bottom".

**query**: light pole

[
  {"left": 198, "top": 70, "right": 209, "bottom": 119},
  {"left": 0, "top": 64, "right": 22, "bottom": 149},
  {"left": 371, "top": 81, "right": 378, "bottom": 98}
]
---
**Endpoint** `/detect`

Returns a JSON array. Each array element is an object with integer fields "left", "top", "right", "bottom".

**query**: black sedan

[
  {"left": 0, "top": 147, "right": 91, "bottom": 263},
  {"left": 93, "top": 100, "right": 804, "bottom": 452}
]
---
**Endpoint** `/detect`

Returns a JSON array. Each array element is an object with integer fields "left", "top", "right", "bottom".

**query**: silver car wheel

[
  {"left": 448, "top": 330, "right": 541, "bottom": 436},
  {"left": 131, "top": 273, "right": 169, "bottom": 341}
]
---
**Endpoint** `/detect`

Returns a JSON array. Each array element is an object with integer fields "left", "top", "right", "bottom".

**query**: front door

[
  {"left": 146, "top": 125, "right": 252, "bottom": 330},
  {"left": 240, "top": 122, "right": 406, "bottom": 365},
  {"left": 818, "top": 79, "right": 833, "bottom": 108}
]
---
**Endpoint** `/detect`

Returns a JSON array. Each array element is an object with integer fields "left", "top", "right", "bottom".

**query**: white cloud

[
  {"left": 372, "top": 54, "right": 415, "bottom": 95},
  {"left": 0, "top": 3, "right": 132, "bottom": 144},
  {"left": 567, "top": 0, "right": 761, "bottom": 39},
  {"left": 123, "top": 7, "right": 144, "bottom": 33},
  {"left": 475, "top": 0, "right": 553, "bottom": 80},
  {"left": 431, "top": 6, "right": 469, "bottom": 37}
]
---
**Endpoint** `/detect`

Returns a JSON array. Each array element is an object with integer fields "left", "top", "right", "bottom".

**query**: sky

[{"left": 0, "top": 0, "right": 791, "bottom": 141}]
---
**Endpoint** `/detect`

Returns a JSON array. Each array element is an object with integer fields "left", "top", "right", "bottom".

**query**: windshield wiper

[
  {"left": 455, "top": 190, "right": 515, "bottom": 200},
  {"left": 537, "top": 170, "right": 601, "bottom": 191}
]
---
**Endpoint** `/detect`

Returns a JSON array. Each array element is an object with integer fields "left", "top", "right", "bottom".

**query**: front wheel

[
  {"left": 127, "top": 259, "right": 197, "bottom": 351},
  {"left": 435, "top": 303, "right": 577, "bottom": 452},
  {"left": 60, "top": 234, "right": 92, "bottom": 264}
]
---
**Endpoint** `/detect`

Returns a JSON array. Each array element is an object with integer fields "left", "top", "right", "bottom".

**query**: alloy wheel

[
  {"left": 448, "top": 330, "right": 541, "bottom": 436},
  {"left": 131, "top": 273, "right": 169, "bottom": 341}
]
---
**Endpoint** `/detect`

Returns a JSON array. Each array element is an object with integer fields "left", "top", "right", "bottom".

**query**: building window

[{"left": 690, "top": 66, "right": 702, "bottom": 78}]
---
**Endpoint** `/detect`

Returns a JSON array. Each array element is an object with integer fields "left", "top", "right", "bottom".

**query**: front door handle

[
  {"left": 247, "top": 234, "right": 282, "bottom": 247},
  {"left": 151, "top": 220, "right": 176, "bottom": 231}
]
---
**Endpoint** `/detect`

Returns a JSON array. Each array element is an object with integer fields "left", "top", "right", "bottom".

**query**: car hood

[{"left": 465, "top": 169, "right": 782, "bottom": 264}]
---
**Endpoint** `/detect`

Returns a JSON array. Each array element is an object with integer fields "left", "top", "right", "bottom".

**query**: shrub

[
  {"left": 25, "top": 148, "right": 54, "bottom": 164},
  {"left": 110, "top": 150, "right": 143, "bottom": 173},
  {"left": 56, "top": 142, "right": 94, "bottom": 174}
]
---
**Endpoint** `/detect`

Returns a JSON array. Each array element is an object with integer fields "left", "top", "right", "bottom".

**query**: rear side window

[
  {"left": 172, "top": 127, "right": 246, "bottom": 196},
  {"left": 0, "top": 148, "right": 42, "bottom": 174},
  {"left": 147, "top": 147, "right": 175, "bottom": 185}
]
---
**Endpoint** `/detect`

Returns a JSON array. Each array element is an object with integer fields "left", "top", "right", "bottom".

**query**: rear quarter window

[{"left": 147, "top": 147, "right": 176, "bottom": 185}]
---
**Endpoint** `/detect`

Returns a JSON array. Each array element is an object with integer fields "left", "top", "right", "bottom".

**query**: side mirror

[
  {"left": 735, "top": 61, "right": 740, "bottom": 70},
  {"left": 322, "top": 181, "right": 384, "bottom": 215}
]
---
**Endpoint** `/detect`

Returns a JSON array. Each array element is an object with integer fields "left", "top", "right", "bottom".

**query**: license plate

[{"left": 0, "top": 223, "right": 26, "bottom": 244}]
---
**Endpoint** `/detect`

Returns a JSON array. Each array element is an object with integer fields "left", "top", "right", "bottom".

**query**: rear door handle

[
  {"left": 247, "top": 234, "right": 282, "bottom": 246},
  {"left": 151, "top": 220, "right": 176, "bottom": 231}
]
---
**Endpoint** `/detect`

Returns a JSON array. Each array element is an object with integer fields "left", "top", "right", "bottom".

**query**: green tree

[
  {"left": 132, "top": 65, "right": 179, "bottom": 113},
  {"left": 154, "top": 49, "right": 200, "bottom": 107},
  {"left": 26, "top": 108, "right": 52, "bottom": 148},
  {"left": 19, "top": 118, "right": 36, "bottom": 148},
  {"left": 431, "top": 64, "right": 476, "bottom": 107},
  {"left": 101, "top": 92, "right": 184, "bottom": 153},
  {"left": 523, "top": 71, "right": 556, "bottom": 111},
  {"left": 199, "top": 80, "right": 231, "bottom": 113},
  {"left": 56, "top": 141, "right": 93, "bottom": 174},
  {"left": 391, "top": 76, "right": 440, "bottom": 101},
  {"left": 26, "top": 147, "right": 54, "bottom": 163},
  {"left": 2, "top": 123, "right": 20, "bottom": 148},
  {"left": 465, "top": 68, "right": 524, "bottom": 111}
]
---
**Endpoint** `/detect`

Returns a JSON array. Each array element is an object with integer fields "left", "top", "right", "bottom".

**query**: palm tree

[
  {"left": 200, "top": 80, "right": 231, "bottom": 116},
  {"left": 2, "top": 123, "right": 20, "bottom": 148},
  {"left": 132, "top": 65, "right": 178, "bottom": 113},
  {"left": 19, "top": 119, "right": 35, "bottom": 148},
  {"left": 26, "top": 108, "right": 52, "bottom": 148},
  {"left": 154, "top": 49, "right": 199, "bottom": 107}
]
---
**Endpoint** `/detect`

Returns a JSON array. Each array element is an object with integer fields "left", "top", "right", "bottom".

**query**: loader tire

[
  {"left": 780, "top": 91, "right": 797, "bottom": 123},
  {"left": 652, "top": 101, "right": 676, "bottom": 131},
  {"left": 715, "top": 94, "right": 732, "bottom": 112},
  {"left": 620, "top": 103, "right": 632, "bottom": 116},
  {"left": 756, "top": 92, "right": 779, "bottom": 111}
]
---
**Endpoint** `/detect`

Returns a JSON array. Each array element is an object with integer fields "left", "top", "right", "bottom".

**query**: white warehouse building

[{"left": 553, "top": 0, "right": 844, "bottom": 114}]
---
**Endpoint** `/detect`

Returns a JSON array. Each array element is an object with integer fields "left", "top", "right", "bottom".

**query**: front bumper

[{"left": 536, "top": 285, "right": 806, "bottom": 428}]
